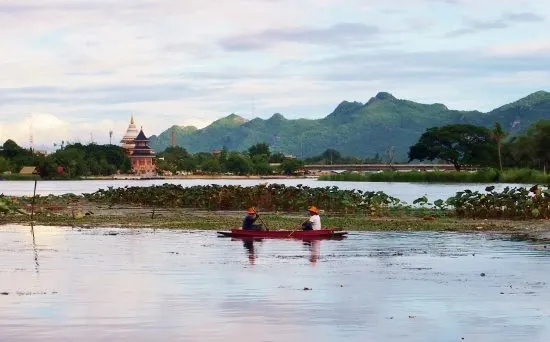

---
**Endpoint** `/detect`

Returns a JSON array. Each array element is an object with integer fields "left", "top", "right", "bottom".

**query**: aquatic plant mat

[{"left": 1, "top": 184, "right": 550, "bottom": 239}]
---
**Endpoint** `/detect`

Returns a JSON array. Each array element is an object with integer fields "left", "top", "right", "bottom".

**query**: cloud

[
  {"left": 446, "top": 12, "right": 544, "bottom": 36},
  {"left": 0, "top": 0, "right": 549, "bottom": 145},
  {"left": 219, "top": 23, "right": 380, "bottom": 51}
]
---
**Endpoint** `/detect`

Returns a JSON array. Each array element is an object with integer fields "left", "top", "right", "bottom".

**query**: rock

[{"left": 480, "top": 273, "right": 486, "bottom": 277}]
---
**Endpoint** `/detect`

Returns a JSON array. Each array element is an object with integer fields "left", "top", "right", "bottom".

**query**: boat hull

[{"left": 217, "top": 229, "right": 347, "bottom": 240}]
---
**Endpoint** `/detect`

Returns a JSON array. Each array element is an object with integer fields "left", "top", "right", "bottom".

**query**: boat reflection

[{"left": 232, "top": 237, "right": 323, "bottom": 266}]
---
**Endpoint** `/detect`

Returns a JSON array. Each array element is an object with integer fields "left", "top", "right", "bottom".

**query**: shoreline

[{"left": 2, "top": 204, "right": 550, "bottom": 241}]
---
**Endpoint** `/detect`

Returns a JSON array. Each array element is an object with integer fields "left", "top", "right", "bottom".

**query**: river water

[
  {"left": 0, "top": 179, "right": 529, "bottom": 203},
  {"left": 1, "top": 225, "right": 549, "bottom": 341}
]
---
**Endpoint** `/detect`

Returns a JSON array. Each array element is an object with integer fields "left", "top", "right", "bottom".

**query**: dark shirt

[{"left": 242, "top": 214, "right": 258, "bottom": 230}]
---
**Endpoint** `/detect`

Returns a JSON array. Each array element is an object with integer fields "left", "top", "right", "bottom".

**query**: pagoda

[
  {"left": 120, "top": 115, "right": 139, "bottom": 154},
  {"left": 130, "top": 127, "right": 156, "bottom": 175}
]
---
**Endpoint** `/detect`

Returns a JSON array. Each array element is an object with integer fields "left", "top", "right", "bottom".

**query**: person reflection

[
  {"left": 242, "top": 239, "right": 256, "bottom": 265},
  {"left": 303, "top": 240, "right": 321, "bottom": 266}
]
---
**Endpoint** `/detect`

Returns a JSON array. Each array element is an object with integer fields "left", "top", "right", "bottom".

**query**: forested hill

[{"left": 149, "top": 91, "right": 550, "bottom": 159}]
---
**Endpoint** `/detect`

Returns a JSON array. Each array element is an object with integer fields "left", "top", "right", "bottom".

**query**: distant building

[
  {"left": 121, "top": 115, "right": 139, "bottom": 154},
  {"left": 19, "top": 166, "right": 37, "bottom": 175},
  {"left": 121, "top": 115, "right": 156, "bottom": 175}
]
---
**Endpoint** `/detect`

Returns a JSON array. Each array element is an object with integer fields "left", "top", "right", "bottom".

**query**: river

[
  {"left": 0, "top": 225, "right": 548, "bottom": 341},
  {"left": 0, "top": 179, "right": 529, "bottom": 203}
]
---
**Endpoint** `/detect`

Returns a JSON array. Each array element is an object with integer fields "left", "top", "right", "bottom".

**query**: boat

[{"left": 217, "top": 228, "right": 347, "bottom": 240}]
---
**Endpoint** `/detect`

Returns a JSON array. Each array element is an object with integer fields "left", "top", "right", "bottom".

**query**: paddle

[
  {"left": 254, "top": 210, "right": 270, "bottom": 231},
  {"left": 287, "top": 223, "right": 303, "bottom": 238}
]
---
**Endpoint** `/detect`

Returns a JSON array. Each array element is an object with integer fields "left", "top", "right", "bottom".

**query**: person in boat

[
  {"left": 242, "top": 207, "right": 263, "bottom": 230},
  {"left": 301, "top": 206, "right": 321, "bottom": 231}
]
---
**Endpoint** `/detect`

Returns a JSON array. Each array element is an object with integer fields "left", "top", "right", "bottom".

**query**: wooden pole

[{"left": 30, "top": 177, "right": 37, "bottom": 222}]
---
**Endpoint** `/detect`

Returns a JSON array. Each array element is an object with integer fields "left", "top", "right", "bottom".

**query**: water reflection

[
  {"left": 30, "top": 224, "right": 40, "bottom": 274},
  {"left": 303, "top": 240, "right": 321, "bottom": 266},
  {"left": 2, "top": 226, "right": 550, "bottom": 342},
  {"left": 241, "top": 238, "right": 263, "bottom": 265}
]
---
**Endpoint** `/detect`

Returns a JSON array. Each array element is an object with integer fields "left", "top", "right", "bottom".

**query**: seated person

[
  {"left": 301, "top": 206, "right": 321, "bottom": 231},
  {"left": 242, "top": 207, "right": 263, "bottom": 230}
]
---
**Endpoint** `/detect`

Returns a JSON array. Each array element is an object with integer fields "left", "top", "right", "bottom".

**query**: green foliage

[
  {"left": 305, "top": 149, "right": 382, "bottom": 164},
  {"left": 269, "top": 152, "right": 286, "bottom": 163},
  {"left": 0, "top": 140, "right": 131, "bottom": 179},
  {"left": 0, "top": 156, "right": 11, "bottom": 173},
  {"left": 408, "top": 124, "right": 495, "bottom": 170},
  {"left": 83, "top": 183, "right": 400, "bottom": 214},
  {"left": 225, "top": 152, "right": 253, "bottom": 175},
  {"left": 446, "top": 185, "right": 550, "bottom": 219},
  {"left": 157, "top": 146, "right": 196, "bottom": 173},
  {"left": 280, "top": 159, "right": 304, "bottom": 175},
  {"left": 505, "top": 119, "right": 550, "bottom": 170},
  {"left": 248, "top": 143, "right": 271, "bottom": 158}
]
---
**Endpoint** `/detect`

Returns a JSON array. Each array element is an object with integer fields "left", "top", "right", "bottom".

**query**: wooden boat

[{"left": 217, "top": 228, "right": 347, "bottom": 240}]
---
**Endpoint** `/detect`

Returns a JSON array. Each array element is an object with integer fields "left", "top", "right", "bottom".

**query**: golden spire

[{"left": 130, "top": 114, "right": 134, "bottom": 125}]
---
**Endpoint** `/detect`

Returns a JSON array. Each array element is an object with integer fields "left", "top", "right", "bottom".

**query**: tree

[
  {"left": 248, "top": 143, "right": 271, "bottom": 159},
  {"left": 225, "top": 152, "right": 253, "bottom": 175},
  {"left": 280, "top": 159, "right": 304, "bottom": 175},
  {"left": 1, "top": 139, "right": 27, "bottom": 159},
  {"left": 0, "top": 156, "right": 11, "bottom": 173},
  {"left": 269, "top": 152, "right": 286, "bottom": 163},
  {"left": 490, "top": 122, "right": 508, "bottom": 173},
  {"left": 408, "top": 124, "right": 495, "bottom": 171},
  {"left": 251, "top": 154, "right": 272, "bottom": 175}
]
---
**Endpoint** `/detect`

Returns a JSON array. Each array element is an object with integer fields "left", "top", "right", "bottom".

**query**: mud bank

[{"left": 2, "top": 202, "right": 550, "bottom": 241}]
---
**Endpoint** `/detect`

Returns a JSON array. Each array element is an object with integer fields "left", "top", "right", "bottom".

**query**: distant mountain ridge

[{"left": 149, "top": 91, "right": 550, "bottom": 159}]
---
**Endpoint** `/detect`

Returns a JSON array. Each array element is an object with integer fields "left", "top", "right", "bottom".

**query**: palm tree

[{"left": 491, "top": 122, "right": 508, "bottom": 173}]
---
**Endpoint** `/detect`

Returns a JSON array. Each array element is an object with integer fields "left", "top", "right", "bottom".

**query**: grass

[
  {"left": 1, "top": 207, "right": 546, "bottom": 235},
  {"left": 319, "top": 168, "right": 550, "bottom": 184}
]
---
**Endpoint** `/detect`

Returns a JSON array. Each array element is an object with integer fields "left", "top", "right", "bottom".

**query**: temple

[{"left": 121, "top": 116, "right": 156, "bottom": 175}]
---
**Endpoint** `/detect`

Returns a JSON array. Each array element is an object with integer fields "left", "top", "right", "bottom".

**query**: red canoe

[{"left": 217, "top": 229, "right": 347, "bottom": 239}]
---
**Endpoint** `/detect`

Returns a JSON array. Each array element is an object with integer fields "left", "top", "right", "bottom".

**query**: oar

[
  {"left": 255, "top": 211, "right": 270, "bottom": 231},
  {"left": 287, "top": 223, "right": 303, "bottom": 238}
]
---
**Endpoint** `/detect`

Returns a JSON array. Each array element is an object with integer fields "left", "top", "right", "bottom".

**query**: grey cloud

[
  {"left": 447, "top": 12, "right": 544, "bottom": 37},
  {"left": 293, "top": 48, "right": 550, "bottom": 83},
  {"left": 219, "top": 22, "right": 380, "bottom": 51},
  {"left": 0, "top": 83, "right": 202, "bottom": 106}
]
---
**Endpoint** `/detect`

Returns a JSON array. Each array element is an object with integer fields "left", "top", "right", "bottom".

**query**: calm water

[
  {"left": 0, "top": 179, "right": 528, "bottom": 203},
  {"left": 1, "top": 225, "right": 549, "bottom": 341}
]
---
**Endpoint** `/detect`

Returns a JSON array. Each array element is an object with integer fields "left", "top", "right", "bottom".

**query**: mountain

[{"left": 149, "top": 91, "right": 550, "bottom": 159}]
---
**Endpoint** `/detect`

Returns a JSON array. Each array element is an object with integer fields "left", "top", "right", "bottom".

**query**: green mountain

[{"left": 149, "top": 91, "right": 550, "bottom": 159}]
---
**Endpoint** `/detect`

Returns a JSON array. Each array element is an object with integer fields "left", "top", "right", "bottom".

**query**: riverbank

[
  {"left": 319, "top": 168, "right": 550, "bottom": 184},
  {"left": 2, "top": 202, "right": 550, "bottom": 241}
]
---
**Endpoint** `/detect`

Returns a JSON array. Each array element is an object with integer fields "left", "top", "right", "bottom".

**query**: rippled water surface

[
  {"left": 0, "top": 179, "right": 528, "bottom": 204},
  {"left": 1, "top": 225, "right": 549, "bottom": 341}
]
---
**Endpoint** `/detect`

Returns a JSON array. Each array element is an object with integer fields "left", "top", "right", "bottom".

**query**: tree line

[
  {"left": 2, "top": 118, "right": 548, "bottom": 179},
  {"left": 408, "top": 119, "right": 550, "bottom": 171},
  {"left": 0, "top": 140, "right": 131, "bottom": 178}
]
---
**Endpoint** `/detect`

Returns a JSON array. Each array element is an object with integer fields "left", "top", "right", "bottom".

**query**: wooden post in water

[{"left": 30, "top": 175, "right": 38, "bottom": 222}]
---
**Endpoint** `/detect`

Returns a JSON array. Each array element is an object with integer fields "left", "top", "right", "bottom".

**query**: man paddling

[
  {"left": 301, "top": 206, "right": 321, "bottom": 231},
  {"left": 242, "top": 207, "right": 263, "bottom": 231}
]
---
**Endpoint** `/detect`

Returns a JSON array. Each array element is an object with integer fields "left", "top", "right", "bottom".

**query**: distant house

[{"left": 19, "top": 166, "right": 37, "bottom": 175}]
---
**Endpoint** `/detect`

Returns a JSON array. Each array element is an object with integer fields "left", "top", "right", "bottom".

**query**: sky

[{"left": 0, "top": 0, "right": 549, "bottom": 150}]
